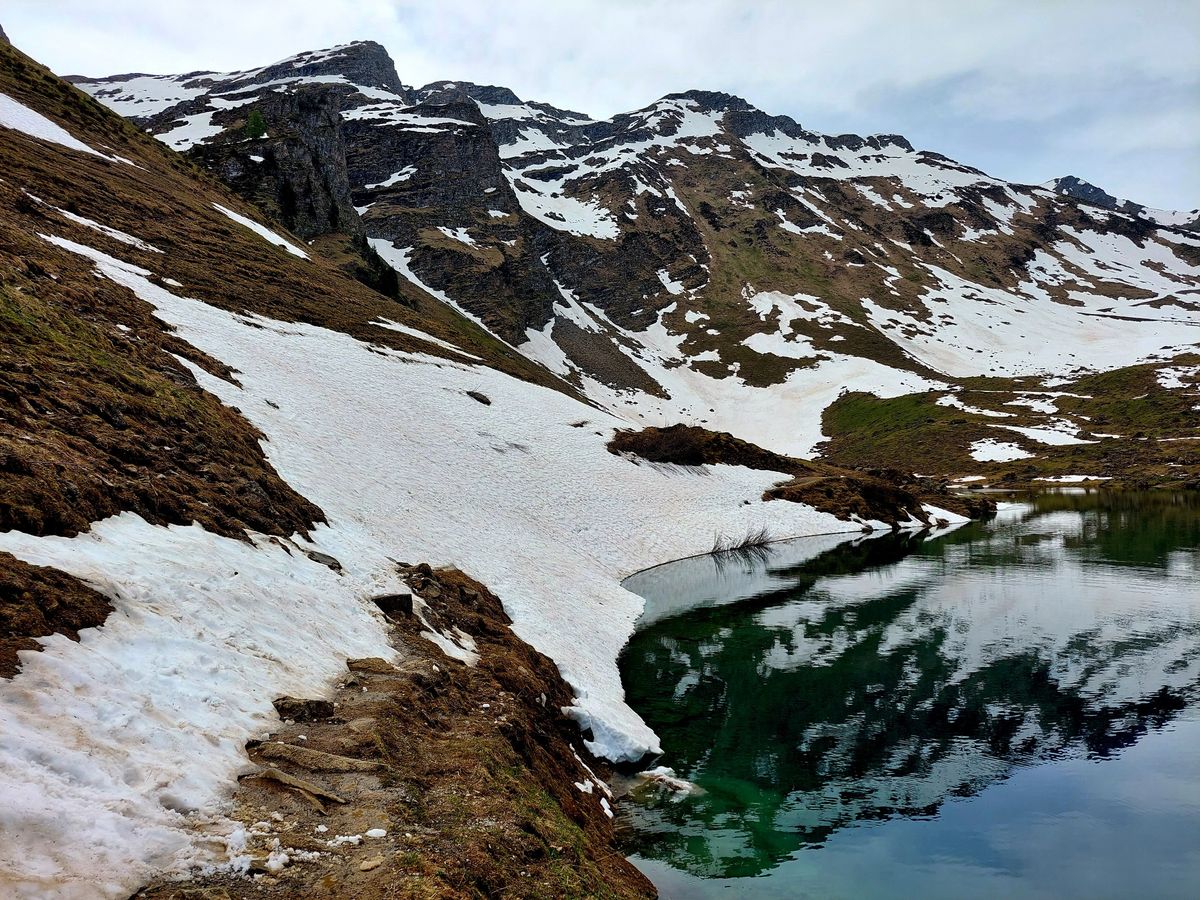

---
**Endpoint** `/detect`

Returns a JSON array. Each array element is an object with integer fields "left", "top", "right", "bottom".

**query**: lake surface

[{"left": 618, "top": 491, "right": 1200, "bottom": 899}]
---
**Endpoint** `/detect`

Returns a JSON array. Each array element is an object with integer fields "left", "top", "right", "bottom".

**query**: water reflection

[{"left": 619, "top": 492, "right": 1200, "bottom": 889}]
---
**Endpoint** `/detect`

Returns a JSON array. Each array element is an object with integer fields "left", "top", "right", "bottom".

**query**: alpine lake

[{"left": 617, "top": 490, "right": 1200, "bottom": 900}]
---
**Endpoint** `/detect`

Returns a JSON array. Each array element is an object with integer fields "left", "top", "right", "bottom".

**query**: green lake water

[{"left": 618, "top": 491, "right": 1200, "bottom": 899}]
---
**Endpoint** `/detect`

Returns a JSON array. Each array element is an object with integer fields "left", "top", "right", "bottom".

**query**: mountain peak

[
  {"left": 1045, "top": 175, "right": 1199, "bottom": 232},
  {"left": 664, "top": 89, "right": 755, "bottom": 114},
  {"left": 1045, "top": 175, "right": 1123, "bottom": 211},
  {"left": 245, "top": 40, "right": 406, "bottom": 96},
  {"left": 418, "top": 80, "right": 524, "bottom": 107}
]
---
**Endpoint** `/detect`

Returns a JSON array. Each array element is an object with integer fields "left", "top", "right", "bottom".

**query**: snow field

[
  {"left": 521, "top": 293, "right": 946, "bottom": 458},
  {"left": 970, "top": 438, "right": 1034, "bottom": 462},
  {"left": 0, "top": 517, "right": 398, "bottom": 899}
]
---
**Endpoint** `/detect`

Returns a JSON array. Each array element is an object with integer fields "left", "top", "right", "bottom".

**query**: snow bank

[
  {"left": 520, "top": 299, "right": 945, "bottom": 458},
  {"left": 861, "top": 259, "right": 1200, "bottom": 379},
  {"left": 158, "top": 112, "right": 225, "bottom": 151},
  {"left": 369, "top": 317, "right": 480, "bottom": 360},
  {"left": 0, "top": 235, "right": 885, "bottom": 896},
  {"left": 1033, "top": 475, "right": 1111, "bottom": 483},
  {"left": 970, "top": 438, "right": 1033, "bottom": 462}
]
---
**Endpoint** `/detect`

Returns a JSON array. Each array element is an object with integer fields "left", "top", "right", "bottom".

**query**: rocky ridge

[
  {"left": 73, "top": 41, "right": 1200, "bottom": 473},
  {"left": 1046, "top": 174, "right": 1200, "bottom": 233}
]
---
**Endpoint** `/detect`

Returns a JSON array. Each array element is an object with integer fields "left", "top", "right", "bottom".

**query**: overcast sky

[{"left": 6, "top": 1, "right": 1198, "bottom": 209}]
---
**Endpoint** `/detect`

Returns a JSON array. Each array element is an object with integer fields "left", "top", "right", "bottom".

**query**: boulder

[
  {"left": 272, "top": 696, "right": 335, "bottom": 722},
  {"left": 371, "top": 592, "right": 413, "bottom": 618}
]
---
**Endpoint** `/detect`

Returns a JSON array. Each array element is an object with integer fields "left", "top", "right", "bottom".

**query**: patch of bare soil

[
  {"left": 609, "top": 424, "right": 993, "bottom": 527},
  {"left": 135, "top": 565, "right": 654, "bottom": 900},
  {"left": 0, "top": 553, "right": 112, "bottom": 677},
  {"left": 609, "top": 423, "right": 811, "bottom": 474}
]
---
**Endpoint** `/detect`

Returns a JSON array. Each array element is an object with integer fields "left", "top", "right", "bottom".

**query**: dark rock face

[
  {"left": 1050, "top": 175, "right": 1125, "bottom": 212},
  {"left": 343, "top": 99, "right": 569, "bottom": 340},
  {"left": 345, "top": 100, "right": 505, "bottom": 210},
  {"left": 725, "top": 107, "right": 813, "bottom": 141},
  {"left": 370, "top": 592, "right": 414, "bottom": 618},
  {"left": 666, "top": 89, "right": 754, "bottom": 114},
  {"left": 0, "top": 23, "right": 9, "bottom": 44},
  {"left": 418, "top": 80, "right": 522, "bottom": 106},
  {"left": 191, "top": 86, "right": 363, "bottom": 241},
  {"left": 1048, "top": 175, "right": 1199, "bottom": 233}
]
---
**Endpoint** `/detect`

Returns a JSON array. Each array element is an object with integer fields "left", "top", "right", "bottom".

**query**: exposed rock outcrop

[
  {"left": 191, "top": 85, "right": 363, "bottom": 241},
  {"left": 1047, "top": 174, "right": 1200, "bottom": 232}
]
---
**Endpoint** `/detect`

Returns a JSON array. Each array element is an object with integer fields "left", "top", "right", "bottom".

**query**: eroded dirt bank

[{"left": 137, "top": 565, "right": 654, "bottom": 899}]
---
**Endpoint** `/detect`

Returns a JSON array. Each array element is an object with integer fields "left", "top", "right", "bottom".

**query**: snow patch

[
  {"left": 212, "top": 204, "right": 309, "bottom": 259},
  {"left": 969, "top": 438, "right": 1033, "bottom": 462},
  {"left": 1, "top": 92, "right": 131, "bottom": 164}
]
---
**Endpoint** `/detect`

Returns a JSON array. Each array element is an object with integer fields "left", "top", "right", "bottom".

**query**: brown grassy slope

[
  {"left": 609, "top": 424, "right": 994, "bottom": 525},
  {"left": 0, "top": 553, "right": 112, "bottom": 677}
]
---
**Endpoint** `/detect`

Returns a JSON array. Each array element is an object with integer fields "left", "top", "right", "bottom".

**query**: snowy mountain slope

[
  {"left": 0, "top": 38, "right": 953, "bottom": 897},
  {"left": 0, "top": 239, "right": 868, "bottom": 894},
  {"left": 76, "top": 43, "right": 1200, "bottom": 462}
]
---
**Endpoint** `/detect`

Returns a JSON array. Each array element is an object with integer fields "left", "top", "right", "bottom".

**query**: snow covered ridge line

[{"left": 1, "top": 232, "right": 967, "bottom": 896}]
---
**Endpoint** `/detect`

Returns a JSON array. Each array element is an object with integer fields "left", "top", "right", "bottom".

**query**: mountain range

[{"left": 70, "top": 40, "right": 1200, "bottom": 468}]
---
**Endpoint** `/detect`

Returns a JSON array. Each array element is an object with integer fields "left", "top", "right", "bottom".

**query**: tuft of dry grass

[{"left": 711, "top": 524, "right": 773, "bottom": 554}]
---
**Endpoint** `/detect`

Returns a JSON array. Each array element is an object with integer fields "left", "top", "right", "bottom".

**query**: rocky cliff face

[
  {"left": 1047, "top": 174, "right": 1125, "bottom": 211},
  {"left": 189, "top": 85, "right": 363, "bottom": 241}
]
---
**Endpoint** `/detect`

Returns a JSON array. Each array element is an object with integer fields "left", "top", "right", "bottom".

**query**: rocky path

[{"left": 136, "top": 564, "right": 653, "bottom": 899}]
